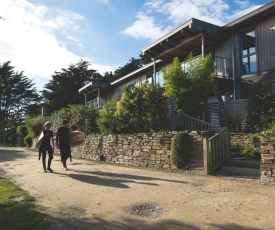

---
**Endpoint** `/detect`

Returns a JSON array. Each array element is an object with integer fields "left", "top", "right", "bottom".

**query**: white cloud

[
  {"left": 234, "top": 0, "right": 250, "bottom": 9},
  {"left": 226, "top": 5, "right": 264, "bottom": 23},
  {"left": 0, "top": 0, "right": 112, "bottom": 92},
  {"left": 147, "top": 0, "right": 230, "bottom": 25},
  {"left": 122, "top": 12, "right": 171, "bottom": 41},
  {"left": 98, "top": 0, "right": 109, "bottom": 3},
  {"left": 123, "top": 0, "right": 265, "bottom": 41}
]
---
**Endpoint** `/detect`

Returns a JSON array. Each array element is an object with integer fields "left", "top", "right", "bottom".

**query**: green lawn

[{"left": 0, "top": 176, "right": 52, "bottom": 230}]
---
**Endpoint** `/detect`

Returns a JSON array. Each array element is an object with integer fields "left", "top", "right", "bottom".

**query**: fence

[
  {"left": 172, "top": 111, "right": 222, "bottom": 132},
  {"left": 203, "top": 128, "right": 230, "bottom": 174},
  {"left": 206, "top": 99, "right": 248, "bottom": 132}
]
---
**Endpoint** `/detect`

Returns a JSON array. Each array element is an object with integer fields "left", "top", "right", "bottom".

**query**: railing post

[
  {"left": 169, "top": 96, "right": 176, "bottom": 130},
  {"left": 223, "top": 126, "right": 231, "bottom": 159},
  {"left": 203, "top": 136, "right": 210, "bottom": 174}
]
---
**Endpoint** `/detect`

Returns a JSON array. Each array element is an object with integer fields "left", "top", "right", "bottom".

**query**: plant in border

[{"left": 171, "top": 132, "right": 192, "bottom": 168}]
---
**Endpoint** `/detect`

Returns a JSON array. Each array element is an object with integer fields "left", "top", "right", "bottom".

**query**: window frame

[{"left": 240, "top": 28, "right": 258, "bottom": 77}]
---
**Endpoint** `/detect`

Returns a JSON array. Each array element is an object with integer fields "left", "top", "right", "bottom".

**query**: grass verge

[{"left": 0, "top": 175, "right": 52, "bottom": 230}]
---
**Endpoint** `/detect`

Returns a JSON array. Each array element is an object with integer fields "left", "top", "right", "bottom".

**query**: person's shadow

[{"left": 61, "top": 169, "right": 187, "bottom": 189}]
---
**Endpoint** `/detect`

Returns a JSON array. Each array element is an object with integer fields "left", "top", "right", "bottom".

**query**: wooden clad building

[{"left": 79, "top": 1, "right": 275, "bottom": 128}]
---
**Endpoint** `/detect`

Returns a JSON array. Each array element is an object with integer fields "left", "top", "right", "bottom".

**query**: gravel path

[{"left": 0, "top": 147, "right": 275, "bottom": 230}]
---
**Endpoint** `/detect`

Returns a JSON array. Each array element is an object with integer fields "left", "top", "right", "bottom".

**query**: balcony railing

[
  {"left": 86, "top": 98, "right": 98, "bottom": 108},
  {"left": 86, "top": 97, "right": 107, "bottom": 108},
  {"left": 214, "top": 56, "right": 232, "bottom": 79},
  {"left": 181, "top": 55, "right": 232, "bottom": 79}
]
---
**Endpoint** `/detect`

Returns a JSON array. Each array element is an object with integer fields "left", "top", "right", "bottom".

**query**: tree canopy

[
  {"left": 246, "top": 83, "right": 275, "bottom": 132},
  {"left": 41, "top": 60, "right": 101, "bottom": 114},
  {"left": 40, "top": 55, "right": 151, "bottom": 115},
  {"left": 105, "top": 55, "right": 149, "bottom": 83},
  {"left": 162, "top": 53, "right": 214, "bottom": 118},
  {"left": 97, "top": 83, "right": 169, "bottom": 134},
  {"left": 0, "top": 61, "right": 40, "bottom": 133}
]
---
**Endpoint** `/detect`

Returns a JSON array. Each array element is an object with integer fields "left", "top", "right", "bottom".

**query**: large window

[
  {"left": 129, "top": 82, "right": 136, "bottom": 90},
  {"left": 241, "top": 29, "right": 257, "bottom": 76},
  {"left": 146, "top": 73, "right": 153, "bottom": 84},
  {"left": 155, "top": 71, "right": 164, "bottom": 86},
  {"left": 142, "top": 71, "right": 164, "bottom": 86}
]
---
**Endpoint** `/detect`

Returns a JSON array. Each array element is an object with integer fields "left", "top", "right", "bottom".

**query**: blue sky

[{"left": 0, "top": 0, "right": 272, "bottom": 92}]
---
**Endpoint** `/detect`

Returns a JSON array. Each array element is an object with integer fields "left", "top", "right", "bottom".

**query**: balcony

[
  {"left": 86, "top": 97, "right": 107, "bottom": 108},
  {"left": 214, "top": 56, "right": 232, "bottom": 79},
  {"left": 86, "top": 98, "right": 98, "bottom": 108},
  {"left": 182, "top": 55, "right": 232, "bottom": 79}
]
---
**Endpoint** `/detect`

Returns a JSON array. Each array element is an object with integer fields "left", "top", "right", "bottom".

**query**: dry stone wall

[
  {"left": 259, "top": 135, "right": 275, "bottom": 184},
  {"left": 230, "top": 133, "right": 251, "bottom": 150},
  {"left": 40, "top": 131, "right": 204, "bottom": 171}
]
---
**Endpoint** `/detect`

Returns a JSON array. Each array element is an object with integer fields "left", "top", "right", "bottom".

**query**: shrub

[
  {"left": 115, "top": 83, "right": 169, "bottom": 133},
  {"left": 230, "top": 142, "right": 240, "bottom": 152},
  {"left": 240, "top": 146, "right": 260, "bottom": 158},
  {"left": 24, "top": 135, "right": 33, "bottom": 148},
  {"left": 1, "top": 128, "right": 17, "bottom": 145},
  {"left": 219, "top": 107, "right": 239, "bottom": 131},
  {"left": 96, "top": 99, "right": 119, "bottom": 135},
  {"left": 16, "top": 125, "right": 28, "bottom": 138},
  {"left": 51, "top": 105, "right": 99, "bottom": 135},
  {"left": 9, "top": 133, "right": 17, "bottom": 145},
  {"left": 171, "top": 133, "right": 192, "bottom": 168},
  {"left": 246, "top": 83, "right": 275, "bottom": 132},
  {"left": 25, "top": 116, "right": 47, "bottom": 137},
  {"left": 261, "top": 121, "right": 275, "bottom": 136}
]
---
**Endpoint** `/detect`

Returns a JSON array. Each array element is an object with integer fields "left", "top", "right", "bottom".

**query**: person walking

[
  {"left": 56, "top": 119, "right": 71, "bottom": 170},
  {"left": 39, "top": 121, "right": 54, "bottom": 173}
]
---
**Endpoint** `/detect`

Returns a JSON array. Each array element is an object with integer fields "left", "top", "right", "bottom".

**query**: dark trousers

[{"left": 40, "top": 146, "right": 53, "bottom": 170}]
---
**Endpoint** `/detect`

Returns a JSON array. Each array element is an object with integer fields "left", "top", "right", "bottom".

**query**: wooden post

[
  {"left": 169, "top": 96, "right": 176, "bottom": 130},
  {"left": 201, "top": 32, "right": 205, "bottom": 59},
  {"left": 203, "top": 136, "right": 209, "bottom": 174},
  {"left": 152, "top": 58, "right": 156, "bottom": 84}
]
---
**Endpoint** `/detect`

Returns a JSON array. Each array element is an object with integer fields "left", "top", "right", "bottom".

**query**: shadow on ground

[
  {"left": 48, "top": 215, "right": 262, "bottom": 230},
  {"left": 61, "top": 169, "right": 188, "bottom": 189},
  {"left": 0, "top": 148, "right": 29, "bottom": 162}
]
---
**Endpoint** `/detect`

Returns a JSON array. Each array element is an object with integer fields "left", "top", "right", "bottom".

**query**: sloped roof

[
  {"left": 79, "top": 81, "right": 110, "bottom": 94},
  {"left": 142, "top": 18, "right": 223, "bottom": 61},
  {"left": 110, "top": 59, "right": 162, "bottom": 86},
  {"left": 142, "top": 2, "right": 275, "bottom": 61}
]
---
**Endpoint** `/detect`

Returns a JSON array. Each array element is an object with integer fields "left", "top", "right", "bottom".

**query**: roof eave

[
  {"left": 142, "top": 18, "right": 221, "bottom": 55},
  {"left": 110, "top": 59, "right": 162, "bottom": 86}
]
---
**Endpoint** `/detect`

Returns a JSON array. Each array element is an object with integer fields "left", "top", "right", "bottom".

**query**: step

[
  {"left": 219, "top": 165, "right": 260, "bottom": 177},
  {"left": 218, "top": 158, "right": 261, "bottom": 177},
  {"left": 224, "top": 158, "right": 260, "bottom": 169}
]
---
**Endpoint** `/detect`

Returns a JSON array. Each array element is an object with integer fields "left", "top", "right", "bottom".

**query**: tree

[
  {"left": 139, "top": 52, "right": 152, "bottom": 65},
  {"left": 41, "top": 60, "right": 101, "bottom": 114},
  {"left": 115, "top": 83, "right": 169, "bottom": 133},
  {"left": 111, "top": 57, "right": 143, "bottom": 83},
  {"left": 0, "top": 61, "right": 40, "bottom": 134},
  {"left": 103, "top": 55, "right": 150, "bottom": 84},
  {"left": 162, "top": 54, "right": 214, "bottom": 118},
  {"left": 246, "top": 83, "right": 275, "bottom": 132},
  {"left": 103, "top": 71, "right": 116, "bottom": 83},
  {"left": 96, "top": 99, "right": 119, "bottom": 135},
  {"left": 96, "top": 83, "right": 169, "bottom": 134},
  {"left": 50, "top": 105, "right": 99, "bottom": 135}
]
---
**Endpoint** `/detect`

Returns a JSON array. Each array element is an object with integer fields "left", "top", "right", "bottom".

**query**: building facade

[{"left": 79, "top": 2, "right": 275, "bottom": 128}]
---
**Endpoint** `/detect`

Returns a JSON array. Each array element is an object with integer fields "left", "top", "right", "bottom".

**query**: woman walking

[
  {"left": 56, "top": 119, "right": 71, "bottom": 170},
  {"left": 39, "top": 121, "right": 54, "bottom": 173}
]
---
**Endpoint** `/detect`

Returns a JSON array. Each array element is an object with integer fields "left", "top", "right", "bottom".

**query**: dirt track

[{"left": 0, "top": 147, "right": 275, "bottom": 230}]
